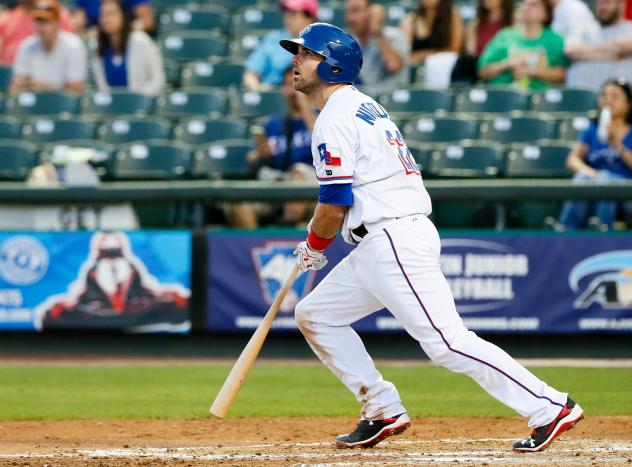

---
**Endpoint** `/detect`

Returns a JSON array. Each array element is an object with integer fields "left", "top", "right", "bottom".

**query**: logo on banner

[
  {"left": 252, "top": 242, "right": 317, "bottom": 312},
  {"left": 569, "top": 250, "right": 632, "bottom": 309},
  {"left": 0, "top": 235, "right": 49, "bottom": 285}
]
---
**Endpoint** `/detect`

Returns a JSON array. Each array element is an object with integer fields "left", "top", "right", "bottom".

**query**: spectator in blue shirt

[
  {"left": 74, "top": 0, "right": 154, "bottom": 32},
  {"left": 556, "top": 78, "right": 632, "bottom": 230},
  {"left": 231, "top": 67, "right": 318, "bottom": 228},
  {"left": 92, "top": 0, "right": 164, "bottom": 95},
  {"left": 243, "top": 0, "right": 318, "bottom": 91}
]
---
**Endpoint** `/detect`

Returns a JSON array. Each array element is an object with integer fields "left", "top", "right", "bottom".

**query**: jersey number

[{"left": 385, "top": 130, "right": 420, "bottom": 176}]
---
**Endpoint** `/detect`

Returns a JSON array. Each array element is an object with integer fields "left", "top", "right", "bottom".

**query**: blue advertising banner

[
  {"left": 207, "top": 231, "right": 632, "bottom": 333},
  {"left": 0, "top": 231, "right": 191, "bottom": 332}
]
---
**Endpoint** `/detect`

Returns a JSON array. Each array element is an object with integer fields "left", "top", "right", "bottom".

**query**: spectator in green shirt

[{"left": 477, "top": 0, "right": 568, "bottom": 89}]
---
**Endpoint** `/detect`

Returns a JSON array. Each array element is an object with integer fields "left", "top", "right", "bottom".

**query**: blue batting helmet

[{"left": 279, "top": 23, "right": 363, "bottom": 84}]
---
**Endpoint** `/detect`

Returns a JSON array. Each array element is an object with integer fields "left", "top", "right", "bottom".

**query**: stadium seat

[
  {"left": 163, "top": 59, "right": 181, "bottom": 87},
  {"left": 230, "top": 90, "right": 286, "bottom": 119},
  {"left": 159, "top": 32, "right": 227, "bottom": 62},
  {"left": 317, "top": 6, "right": 346, "bottom": 27},
  {"left": 454, "top": 88, "right": 529, "bottom": 114},
  {"left": 232, "top": 7, "right": 284, "bottom": 33},
  {"left": 39, "top": 139, "right": 115, "bottom": 179},
  {"left": 504, "top": 141, "right": 573, "bottom": 178},
  {"left": 228, "top": 30, "right": 268, "bottom": 59},
  {"left": 6, "top": 91, "right": 79, "bottom": 117},
  {"left": 478, "top": 114, "right": 556, "bottom": 144},
  {"left": 22, "top": 118, "right": 97, "bottom": 143},
  {"left": 504, "top": 141, "right": 573, "bottom": 228},
  {"left": 81, "top": 91, "right": 155, "bottom": 118},
  {"left": 159, "top": 5, "right": 230, "bottom": 34},
  {"left": 530, "top": 88, "right": 598, "bottom": 115},
  {"left": 192, "top": 139, "right": 251, "bottom": 179},
  {"left": 181, "top": 61, "right": 245, "bottom": 89},
  {"left": 378, "top": 88, "right": 453, "bottom": 116},
  {"left": 426, "top": 141, "right": 504, "bottom": 178},
  {"left": 0, "top": 140, "right": 37, "bottom": 181},
  {"left": 0, "top": 116, "right": 22, "bottom": 140},
  {"left": 173, "top": 117, "right": 248, "bottom": 145},
  {"left": 113, "top": 140, "right": 191, "bottom": 180},
  {"left": 406, "top": 141, "right": 436, "bottom": 174},
  {"left": 156, "top": 89, "right": 228, "bottom": 119},
  {"left": 403, "top": 116, "right": 478, "bottom": 143},
  {"left": 98, "top": 117, "right": 171, "bottom": 144},
  {"left": 150, "top": 0, "right": 195, "bottom": 14},
  {"left": 0, "top": 65, "right": 12, "bottom": 92},
  {"left": 557, "top": 115, "right": 592, "bottom": 142}
]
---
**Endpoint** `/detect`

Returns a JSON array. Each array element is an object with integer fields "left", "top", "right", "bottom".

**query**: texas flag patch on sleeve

[{"left": 318, "top": 143, "right": 341, "bottom": 167}]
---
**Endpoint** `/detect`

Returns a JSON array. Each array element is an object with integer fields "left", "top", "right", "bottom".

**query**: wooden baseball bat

[{"left": 210, "top": 264, "right": 300, "bottom": 418}]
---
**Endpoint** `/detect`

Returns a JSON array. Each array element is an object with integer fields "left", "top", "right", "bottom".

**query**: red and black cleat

[{"left": 335, "top": 413, "right": 411, "bottom": 448}]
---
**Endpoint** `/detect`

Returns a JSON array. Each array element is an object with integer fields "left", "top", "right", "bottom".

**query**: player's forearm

[{"left": 310, "top": 202, "right": 348, "bottom": 241}]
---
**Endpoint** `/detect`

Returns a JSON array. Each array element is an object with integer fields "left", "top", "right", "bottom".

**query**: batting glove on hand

[{"left": 294, "top": 241, "right": 328, "bottom": 272}]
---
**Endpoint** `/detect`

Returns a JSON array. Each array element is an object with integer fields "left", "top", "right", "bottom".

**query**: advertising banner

[
  {"left": 0, "top": 231, "right": 191, "bottom": 332},
  {"left": 207, "top": 231, "right": 632, "bottom": 334}
]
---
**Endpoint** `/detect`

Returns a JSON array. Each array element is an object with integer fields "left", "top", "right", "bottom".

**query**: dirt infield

[{"left": 0, "top": 416, "right": 631, "bottom": 466}]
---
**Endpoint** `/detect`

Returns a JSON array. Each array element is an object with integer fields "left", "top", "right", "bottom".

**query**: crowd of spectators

[{"left": 0, "top": 0, "right": 630, "bottom": 229}]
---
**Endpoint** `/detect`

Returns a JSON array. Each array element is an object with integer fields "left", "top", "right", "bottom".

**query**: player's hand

[{"left": 294, "top": 241, "right": 328, "bottom": 272}]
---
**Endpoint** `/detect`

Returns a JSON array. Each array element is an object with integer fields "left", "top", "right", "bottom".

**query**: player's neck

[{"left": 312, "top": 83, "right": 348, "bottom": 110}]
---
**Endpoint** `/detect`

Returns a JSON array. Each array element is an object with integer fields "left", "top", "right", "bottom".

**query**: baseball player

[{"left": 281, "top": 23, "right": 584, "bottom": 452}]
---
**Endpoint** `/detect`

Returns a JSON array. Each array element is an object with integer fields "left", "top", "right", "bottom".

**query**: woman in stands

[
  {"left": 466, "top": 0, "right": 514, "bottom": 58},
  {"left": 92, "top": 0, "right": 164, "bottom": 95},
  {"left": 555, "top": 78, "right": 632, "bottom": 231},
  {"left": 477, "top": 0, "right": 567, "bottom": 90},
  {"left": 400, "top": 0, "right": 464, "bottom": 64}
]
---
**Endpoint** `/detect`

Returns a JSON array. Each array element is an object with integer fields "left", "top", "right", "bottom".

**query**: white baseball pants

[{"left": 295, "top": 214, "right": 567, "bottom": 428}]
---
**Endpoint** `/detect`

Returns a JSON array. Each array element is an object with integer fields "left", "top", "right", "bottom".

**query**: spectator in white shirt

[
  {"left": 565, "top": 0, "right": 632, "bottom": 88},
  {"left": 550, "top": 0, "right": 600, "bottom": 43},
  {"left": 10, "top": 0, "right": 86, "bottom": 93}
]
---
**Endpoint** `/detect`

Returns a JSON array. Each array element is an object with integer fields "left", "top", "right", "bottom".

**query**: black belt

[{"left": 351, "top": 224, "right": 369, "bottom": 239}]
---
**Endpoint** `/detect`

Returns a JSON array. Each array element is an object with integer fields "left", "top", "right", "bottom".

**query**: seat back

[
  {"left": 156, "top": 89, "right": 227, "bottom": 119},
  {"left": 160, "top": 32, "right": 228, "bottom": 62},
  {"left": 6, "top": 91, "right": 79, "bottom": 117},
  {"left": 114, "top": 140, "right": 191, "bottom": 180},
  {"left": 505, "top": 141, "right": 573, "bottom": 178},
  {"left": 403, "top": 116, "right": 478, "bottom": 143},
  {"left": 192, "top": 139, "right": 251, "bottom": 179},
  {"left": 426, "top": 141, "right": 504, "bottom": 178},
  {"left": 379, "top": 88, "right": 453, "bottom": 115},
  {"left": 160, "top": 6, "right": 230, "bottom": 33},
  {"left": 0, "top": 116, "right": 22, "bottom": 140},
  {"left": 174, "top": 117, "right": 248, "bottom": 145},
  {"left": 0, "top": 140, "right": 37, "bottom": 181},
  {"left": 531, "top": 88, "right": 598, "bottom": 114},
  {"left": 98, "top": 118, "right": 171, "bottom": 144},
  {"left": 22, "top": 118, "right": 96, "bottom": 143},
  {"left": 181, "top": 61, "right": 245, "bottom": 89},
  {"left": 454, "top": 88, "right": 529, "bottom": 113},
  {"left": 478, "top": 114, "right": 556, "bottom": 144},
  {"left": 82, "top": 91, "right": 155, "bottom": 118},
  {"left": 230, "top": 90, "right": 285, "bottom": 119}
]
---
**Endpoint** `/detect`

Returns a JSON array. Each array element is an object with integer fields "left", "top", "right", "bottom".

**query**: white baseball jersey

[{"left": 311, "top": 86, "right": 432, "bottom": 243}]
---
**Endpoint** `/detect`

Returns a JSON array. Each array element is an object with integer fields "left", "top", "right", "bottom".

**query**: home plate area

[{"left": 0, "top": 417, "right": 631, "bottom": 466}]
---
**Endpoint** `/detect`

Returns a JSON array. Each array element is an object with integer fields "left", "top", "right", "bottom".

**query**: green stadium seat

[
  {"left": 229, "top": 30, "right": 268, "bottom": 59},
  {"left": 192, "top": 139, "right": 250, "bottom": 179},
  {"left": 230, "top": 90, "right": 286, "bottom": 119},
  {"left": 426, "top": 141, "right": 504, "bottom": 178},
  {"left": 159, "top": 32, "right": 227, "bottom": 62},
  {"left": 114, "top": 140, "right": 191, "bottom": 180},
  {"left": 98, "top": 117, "right": 171, "bottom": 144},
  {"left": 163, "top": 59, "right": 181, "bottom": 87},
  {"left": 504, "top": 141, "right": 573, "bottom": 178},
  {"left": 378, "top": 88, "right": 453, "bottom": 116},
  {"left": 557, "top": 115, "right": 591, "bottom": 142},
  {"left": 0, "top": 116, "right": 22, "bottom": 140},
  {"left": 454, "top": 88, "right": 529, "bottom": 114},
  {"left": 151, "top": 0, "right": 196, "bottom": 14},
  {"left": 478, "top": 114, "right": 556, "bottom": 144},
  {"left": 173, "top": 117, "right": 248, "bottom": 145},
  {"left": 6, "top": 91, "right": 79, "bottom": 117},
  {"left": 156, "top": 89, "right": 227, "bottom": 119},
  {"left": 159, "top": 5, "right": 230, "bottom": 33},
  {"left": 403, "top": 116, "right": 477, "bottom": 143},
  {"left": 232, "top": 7, "right": 283, "bottom": 33},
  {"left": 504, "top": 142, "right": 573, "bottom": 228},
  {"left": 39, "top": 139, "right": 115, "bottom": 179},
  {"left": 0, "top": 140, "right": 37, "bottom": 181},
  {"left": 81, "top": 91, "right": 155, "bottom": 118},
  {"left": 406, "top": 141, "right": 436, "bottom": 174},
  {"left": 530, "top": 88, "right": 598, "bottom": 115},
  {"left": 0, "top": 65, "right": 12, "bottom": 92},
  {"left": 317, "top": 6, "right": 346, "bottom": 27},
  {"left": 22, "top": 118, "right": 96, "bottom": 143},
  {"left": 181, "top": 61, "right": 245, "bottom": 89}
]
